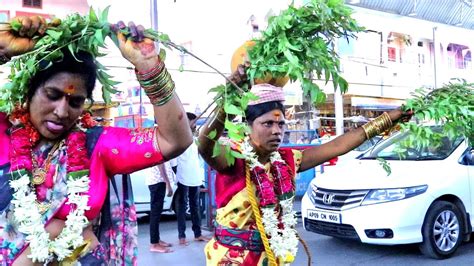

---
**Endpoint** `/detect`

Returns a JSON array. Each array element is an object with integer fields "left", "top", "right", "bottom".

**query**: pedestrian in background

[
  {"left": 175, "top": 112, "right": 211, "bottom": 246},
  {"left": 147, "top": 160, "right": 177, "bottom": 253}
]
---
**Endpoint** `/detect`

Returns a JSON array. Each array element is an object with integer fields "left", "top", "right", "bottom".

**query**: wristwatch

[{"left": 0, "top": 54, "right": 10, "bottom": 65}]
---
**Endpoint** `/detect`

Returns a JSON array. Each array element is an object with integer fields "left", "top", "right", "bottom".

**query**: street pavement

[{"left": 136, "top": 201, "right": 474, "bottom": 266}]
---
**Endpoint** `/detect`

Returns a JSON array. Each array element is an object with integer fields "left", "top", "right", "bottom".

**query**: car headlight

[
  {"left": 361, "top": 185, "right": 428, "bottom": 206},
  {"left": 306, "top": 182, "right": 318, "bottom": 205}
]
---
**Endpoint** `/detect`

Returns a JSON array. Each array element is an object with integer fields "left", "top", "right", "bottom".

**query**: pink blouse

[{"left": 0, "top": 113, "right": 165, "bottom": 220}]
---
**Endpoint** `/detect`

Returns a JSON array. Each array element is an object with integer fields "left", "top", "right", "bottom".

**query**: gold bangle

[
  {"left": 362, "top": 122, "right": 376, "bottom": 139},
  {"left": 361, "top": 125, "right": 370, "bottom": 140},
  {"left": 383, "top": 112, "right": 393, "bottom": 127},
  {"left": 375, "top": 112, "right": 392, "bottom": 132},
  {"left": 362, "top": 112, "right": 394, "bottom": 139}
]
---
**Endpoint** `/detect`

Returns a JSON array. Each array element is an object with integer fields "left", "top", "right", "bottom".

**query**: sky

[{"left": 87, "top": 0, "right": 295, "bottom": 54}]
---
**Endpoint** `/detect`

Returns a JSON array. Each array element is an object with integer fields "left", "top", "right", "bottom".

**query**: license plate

[{"left": 307, "top": 209, "right": 341, "bottom": 224}]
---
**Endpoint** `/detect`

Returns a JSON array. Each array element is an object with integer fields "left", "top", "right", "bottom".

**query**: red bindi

[{"left": 64, "top": 85, "right": 75, "bottom": 95}]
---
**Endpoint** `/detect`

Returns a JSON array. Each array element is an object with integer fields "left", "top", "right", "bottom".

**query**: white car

[
  {"left": 131, "top": 165, "right": 206, "bottom": 216},
  {"left": 301, "top": 128, "right": 473, "bottom": 259}
]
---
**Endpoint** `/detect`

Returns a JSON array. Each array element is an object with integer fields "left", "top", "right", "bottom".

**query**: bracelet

[
  {"left": 0, "top": 54, "right": 10, "bottom": 65},
  {"left": 135, "top": 60, "right": 165, "bottom": 78},
  {"left": 362, "top": 112, "right": 393, "bottom": 139},
  {"left": 136, "top": 61, "right": 176, "bottom": 106}
]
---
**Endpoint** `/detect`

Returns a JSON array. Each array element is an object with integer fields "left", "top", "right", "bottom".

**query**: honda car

[{"left": 302, "top": 128, "right": 473, "bottom": 259}]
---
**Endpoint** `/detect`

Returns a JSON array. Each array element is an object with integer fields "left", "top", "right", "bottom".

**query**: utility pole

[
  {"left": 432, "top": 26, "right": 438, "bottom": 89},
  {"left": 150, "top": 0, "right": 158, "bottom": 32}
]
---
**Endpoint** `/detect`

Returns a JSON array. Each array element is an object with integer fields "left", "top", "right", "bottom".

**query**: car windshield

[
  {"left": 354, "top": 136, "right": 383, "bottom": 152},
  {"left": 361, "top": 128, "right": 464, "bottom": 160}
]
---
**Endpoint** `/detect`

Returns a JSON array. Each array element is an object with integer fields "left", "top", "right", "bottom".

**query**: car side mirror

[{"left": 463, "top": 148, "right": 474, "bottom": 165}]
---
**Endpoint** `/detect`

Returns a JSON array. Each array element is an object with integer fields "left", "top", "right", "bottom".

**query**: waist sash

[{"left": 214, "top": 222, "right": 264, "bottom": 252}]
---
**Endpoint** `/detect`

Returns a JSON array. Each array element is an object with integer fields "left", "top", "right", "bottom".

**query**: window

[
  {"left": 23, "top": 0, "right": 41, "bottom": 8},
  {"left": 0, "top": 11, "right": 9, "bottom": 22},
  {"left": 363, "top": 127, "right": 464, "bottom": 160},
  {"left": 417, "top": 53, "right": 425, "bottom": 64},
  {"left": 464, "top": 51, "right": 471, "bottom": 69}
]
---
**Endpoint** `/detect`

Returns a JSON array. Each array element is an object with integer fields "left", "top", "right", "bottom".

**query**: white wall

[
  {"left": 328, "top": 6, "right": 474, "bottom": 100},
  {"left": 2, "top": 0, "right": 89, "bottom": 17}
]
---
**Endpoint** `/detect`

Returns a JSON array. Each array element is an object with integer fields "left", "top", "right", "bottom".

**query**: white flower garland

[
  {"left": 10, "top": 172, "right": 90, "bottom": 263},
  {"left": 242, "top": 139, "right": 298, "bottom": 262}
]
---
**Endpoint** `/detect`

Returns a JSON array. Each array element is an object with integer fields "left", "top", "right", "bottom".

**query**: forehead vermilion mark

[
  {"left": 273, "top": 112, "right": 281, "bottom": 118},
  {"left": 64, "top": 85, "right": 76, "bottom": 95}
]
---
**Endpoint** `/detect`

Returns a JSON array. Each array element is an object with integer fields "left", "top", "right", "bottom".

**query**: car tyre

[{"left": 419, "top": 200, "right": 464, "bottom": 259}]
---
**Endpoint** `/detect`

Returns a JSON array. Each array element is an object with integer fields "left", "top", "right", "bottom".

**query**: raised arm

[
  {"left": 113, "top": 21, "right": 192, "bottom": 160},
  {"left": 198, "top": 108, "right": 229, "bottom": 172},
  {"left": 197, "top": 64, "right": 248, "bottom": 172},
  {"left": 299, "top": 109, "right": 412, "bottom": 172}
]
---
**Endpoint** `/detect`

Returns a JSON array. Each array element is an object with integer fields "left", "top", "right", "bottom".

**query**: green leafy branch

[
  {"left": 376, "top": 158, "right": 392, "bottom": 176},
  {"left": 203, "top": 0, "right": 364, "bottom": 165},
  {"left": 0, "top": 1, "right": 363, "bottom": 165},
  {"left": 196, "top": 0, "right": 364, "bottom": 165},
  {"left": 247, "top": 0, "right": 363, "bottom": 106},
  {"left": 401, "top": 80, "right": 473, "bottom": 148},
  {"left": 0, "top": 7, "right": 117, "bottom": 112}
]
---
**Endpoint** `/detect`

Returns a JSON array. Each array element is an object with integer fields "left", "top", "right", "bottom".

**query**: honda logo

[{"left": 322, "top": 193, "right": 335, "bottom": 205}]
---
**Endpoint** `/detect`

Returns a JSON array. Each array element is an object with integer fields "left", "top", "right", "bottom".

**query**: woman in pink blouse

[{"left": 0, "top": 16, "right": 192, "bottom": 265}]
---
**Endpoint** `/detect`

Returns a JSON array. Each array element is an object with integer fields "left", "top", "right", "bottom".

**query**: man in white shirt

[
  {"left": 175, "top": 112, "right": 210, "bottom": 245},
  {"left": 145, "top": 159, "right": 177, "bottom": 253}
]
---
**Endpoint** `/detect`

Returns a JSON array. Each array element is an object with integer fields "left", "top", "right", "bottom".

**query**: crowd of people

[{"left": 0, "top": 15, "right": 412, "bottom": 266}]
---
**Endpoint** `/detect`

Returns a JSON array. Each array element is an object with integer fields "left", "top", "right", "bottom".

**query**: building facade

[
  {"left": 0, "top": 0, "right": 89, "bottom": 21},
  {"left": 1, "top": 1, "right": 472, "bottom": 131}
]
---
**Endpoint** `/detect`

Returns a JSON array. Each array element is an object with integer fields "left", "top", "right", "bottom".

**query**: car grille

[
  {"left": 304, "top": 218, "right": 360, "bottom": 240},
  {"left": 308, "top": 186, "right": 369, "bottom": 211}
]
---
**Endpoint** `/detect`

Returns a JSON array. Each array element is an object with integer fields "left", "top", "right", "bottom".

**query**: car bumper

[
  {"left": 301, "top": 193, "right": 431, "bottom": 245},
  {"left": 135, "top": 202, "right": 151, "bottom": 213}
]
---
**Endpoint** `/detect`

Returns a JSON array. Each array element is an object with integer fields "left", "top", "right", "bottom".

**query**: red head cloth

[{"left": 248, "top": 83, "right": 285, "bottom": 106}]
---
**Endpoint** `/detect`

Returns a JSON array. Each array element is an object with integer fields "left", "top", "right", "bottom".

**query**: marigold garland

[
  {"left": 8, "top": 107, "right": 96, "bottom": 263},
  {"left": 242, "top": 139, "right": 298, "bottom": 264}
]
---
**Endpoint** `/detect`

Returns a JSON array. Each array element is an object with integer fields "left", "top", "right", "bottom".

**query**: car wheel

[{"left": 419, "top": 201, "right": 464, "bottom": 259}]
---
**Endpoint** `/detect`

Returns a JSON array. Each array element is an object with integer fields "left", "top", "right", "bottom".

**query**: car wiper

[
  {"left": 414, "top": 155, "right": 445, "bottom": 161},
  {"left": 360, "top": 156, "right": 404, "bottom": 160}
]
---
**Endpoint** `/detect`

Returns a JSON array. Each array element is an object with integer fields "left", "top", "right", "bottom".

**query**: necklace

[
  {"left": 241, "top": 139, "right": 298, "bottom": 263},
  {"left": 8, "top": 108, "right": 96, "bottom": 263},
  {"left": 30, "top": 141, "right": 63, "bottom": 185}
]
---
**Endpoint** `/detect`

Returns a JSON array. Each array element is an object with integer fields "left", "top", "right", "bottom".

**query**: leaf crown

[{"left": 0, "top": 7, "right": 119, "bottom": 114}]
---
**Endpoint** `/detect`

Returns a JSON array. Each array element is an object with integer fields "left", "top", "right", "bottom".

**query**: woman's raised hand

[
  {"left": 0, "top": 16, "right": 47, "bottom": 58},
  {"left": 387, "top": 108, "right": 414, "bottom": 124},
  {"left": 228, "top": 62, "right": 250, "bottom": 89},
  {"left": 111, "top": 21, "right": 159, "bottom": 72}
]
